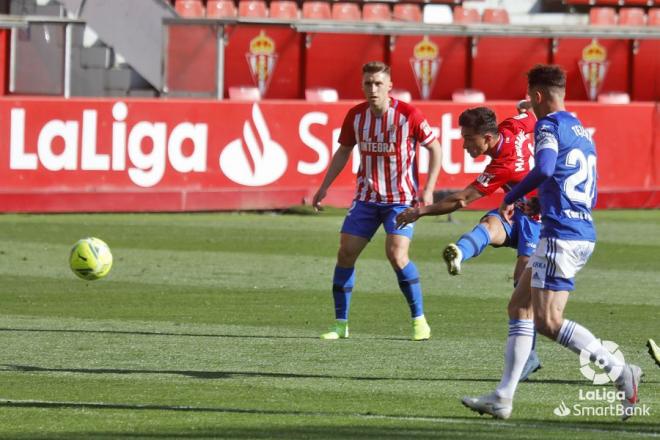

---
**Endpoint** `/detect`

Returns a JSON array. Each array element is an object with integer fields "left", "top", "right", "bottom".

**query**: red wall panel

[
  {"left": 304, "top": 34, "right": 387, "bottom": 99},
  {"left": 224, "top": 26, "right": 302, "bottom": 99},
  {"left": 472, "top": 37, "right": 550, "bottom": 100}
]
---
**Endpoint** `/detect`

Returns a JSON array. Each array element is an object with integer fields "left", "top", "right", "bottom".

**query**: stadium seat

[
  {"left": 482, "top": 8, "right": 509, "bottom": 24},
  {"left": 175, "top": 0, "right": 205, "bottom": 18},
  {"left": 423, "top": 4, "right": 452, "bottom": 24},
  {"left": 228, "top": 86, "right": 261, "bottom": 100},
  {"left": 238, "top": 0, "right": 268, "bottom": 18},
  {"left": 392, "top": 4, "right": 422, "bottom": 22},
  {"left": 362, "top": 3, "right": 391, "bottom": 22},
  {"left": 206, "top": 0, "right": 237, "bottom": 18},
  {"left": 619, "top": 7, "right": 646, "bottom": 25},
  {"left": 597, "top": 91, "right": 630, "bottom": 104},
  {"left": 332, "top": 2, "right": 361, "bottom": 21},
  {"left": 390, "top": 89, "right": 412, "bottom": 103},
  {"left": 269, "top": 0, "right": 299, "bottom": 19},
  {"left": 452, "top": 89, "right": 485, "bottom": 103},
  {"left": 648, "top": 8, "right": 660, "bottom": 26},
  {"left": 453, "top": 6, "right": 480, "bottom": 24},
  {"left": 589, "top": 7, "right": 617, "bottom": 25},
  {"left": 302, "top": 1, "right": 331, "bottom": 19},
  {"left": 304, "top": 87, "right": 338, "bottom": 102}
]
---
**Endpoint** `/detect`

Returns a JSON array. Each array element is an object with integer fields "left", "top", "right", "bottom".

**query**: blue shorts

[
  {"left": 484, "top": 207, "right": 541, "bottom": 257},
  {"left": 341, "top": 200, "right": 414, "bottom": 240}
]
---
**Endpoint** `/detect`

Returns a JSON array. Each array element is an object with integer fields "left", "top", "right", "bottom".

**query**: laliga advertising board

[{"left": 0, "top": 98, "right": 657, "bottom": 212}]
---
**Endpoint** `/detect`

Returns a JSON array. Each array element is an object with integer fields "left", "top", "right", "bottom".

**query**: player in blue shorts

[
  {"left": 396, "top": 104, "right": 542, "bottom": 381},
  {"left": 462, "top": 64, "right": 643, "bottom": 420},
  {"left": 312, "top": 62, "right": 442, "bottom": 341}
]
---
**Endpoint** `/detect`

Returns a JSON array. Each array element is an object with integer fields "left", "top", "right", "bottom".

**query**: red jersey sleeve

[
  {"left": 499, "top": 112, "right": 537, "bottom": 135},
  {"left": 338, "top": 109, "right": 357, "bottom": 146},
  {"left": 470, "top": 161, "right": 513, "bottom": 196},
  {"left": 410, "top": 108, "right": 437, "bottom": 146}
]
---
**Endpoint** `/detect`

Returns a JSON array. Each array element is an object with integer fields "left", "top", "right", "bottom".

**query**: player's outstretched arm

[
  {"left": 420, "top": 139, "right": 442, "bottom": 205},
  {"left": 313, "top": 144, "right": 353, "bottom": 211},
  {"left": 395, "top": 185, "right": 482, "bottom": 228}
]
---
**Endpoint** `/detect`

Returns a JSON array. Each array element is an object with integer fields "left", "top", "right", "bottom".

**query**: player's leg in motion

[
  {"left": 443, "top": 211, "right": 507, "bottom": 276},
  {"left": 385, "top": 205, "right": 430, "bottom": 341},
  {"left": 321, "top": 201, "right": 376, "bottom": 340},
  {"left": 461, "top": 268, "right": 533, "bottom": 419},
  {"left": 463, "top": 239, "right": 643, "bottom": 420}
]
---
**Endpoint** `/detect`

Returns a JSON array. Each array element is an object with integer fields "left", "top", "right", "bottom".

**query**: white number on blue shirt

[{"left": 564, "top": 149, "right": 596, "bottom": 206}]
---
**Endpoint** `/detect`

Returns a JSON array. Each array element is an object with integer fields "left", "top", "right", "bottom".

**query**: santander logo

[{"left": 219, "top": 104, "right": 287, "bottom": 186}]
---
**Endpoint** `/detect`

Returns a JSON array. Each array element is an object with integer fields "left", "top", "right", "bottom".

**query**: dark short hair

[
  {"left": 458, "top": 107, "right": 498, "bottom": 135},
  {"left": 527, "top": 64, "right": 566, "bottom": 91},
  {"left": 362, "top": 61, "right": 391, "bottom": 76}
]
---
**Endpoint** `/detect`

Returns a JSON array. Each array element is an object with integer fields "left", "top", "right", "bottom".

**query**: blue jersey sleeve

[
  {"left": 504, "top": 148, "right": 557, "bottom": 204},
  {"left": 503, "top": 119, "right": 560, "bottom": 205}
]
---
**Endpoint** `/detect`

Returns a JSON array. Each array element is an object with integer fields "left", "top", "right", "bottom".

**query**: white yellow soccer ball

[{"left": 69, "top": 237, "right": 113, "bottom": 280}]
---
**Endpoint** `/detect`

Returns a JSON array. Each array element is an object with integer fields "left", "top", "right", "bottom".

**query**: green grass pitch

[{"left": 0, "top": 209, "right": 658, "bottom": 439}]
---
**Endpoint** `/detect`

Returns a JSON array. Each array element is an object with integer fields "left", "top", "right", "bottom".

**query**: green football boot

[{"left": 320, "top": 321, "right": 349, "bottom": 340}]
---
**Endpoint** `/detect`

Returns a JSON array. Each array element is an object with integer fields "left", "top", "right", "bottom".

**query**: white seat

[
  {"left": 390, "top": 89, "right": 412, "bottom": 103},
  {"left": 305, "top": 87, "right": 339, "bottom": 102},
  {"left": 423, "top": 4, "right": 452, "bottom": 24},
  {"left": 597, "top": 92, "right": 630, "bottom": 104},
  {"left": 452, "top": 89, "right": 486, "bottom": 103},
  {"left": 228, "top": 86, "right": 261, "bottom": 101}
]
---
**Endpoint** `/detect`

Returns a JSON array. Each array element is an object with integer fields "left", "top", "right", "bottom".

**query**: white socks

[
  {"left": 557, "top": 319, "right": 624, "bottom": 374},
  {"left": 495, "top": 319, "right": 534, "bottom": 399}
]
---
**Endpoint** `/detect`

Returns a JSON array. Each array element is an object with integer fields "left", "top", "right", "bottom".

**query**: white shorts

[{"left": 527, "top": 237, "right": 595, "bottom": 291}]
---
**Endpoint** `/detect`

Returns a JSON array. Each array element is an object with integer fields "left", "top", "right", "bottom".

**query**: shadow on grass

[
  {"left": 0, "top": 327, "right": 321, "bottom": 340},
  {"left": 2, "top": 363, "right": 504, "bottom": 383},
  {"left": 0, "top": 400, "right": 657, "bottom": 439}
]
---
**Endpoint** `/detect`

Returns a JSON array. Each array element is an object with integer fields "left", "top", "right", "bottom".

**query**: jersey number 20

[{"left": 564, "top": 149, "right": 597, "bottom": 206}]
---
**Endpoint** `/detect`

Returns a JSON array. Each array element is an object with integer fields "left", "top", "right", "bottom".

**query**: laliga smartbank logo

[
  {"left": 579, "top": 339, "right": 624, "bottom": 385},
  {"left": 551, "top": 340, "right": 652, "bottom": 419}
]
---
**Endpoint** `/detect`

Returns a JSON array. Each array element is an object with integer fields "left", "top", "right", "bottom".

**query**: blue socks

[
  {"left": 456, "top": 224, "right": 491, "bottom": 261},
  {"left": 396, "top": 261, "right": 424, "bottom": 318},
  {"left": 332, "top": 266, "right": 355, "bottom": 320},
  {"left": 332, "top": 262, "right": 424, "bottom": 320}
]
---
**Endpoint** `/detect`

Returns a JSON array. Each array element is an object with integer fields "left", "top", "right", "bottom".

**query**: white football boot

[{"left": 461, "top": 392, "right": 513, "bottom": 419}]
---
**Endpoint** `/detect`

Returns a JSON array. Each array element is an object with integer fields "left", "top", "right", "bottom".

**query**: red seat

[
  {"left": 269, "top": 0, "right": 299, "bottom": 19},
  {"left": 362, "top": 3, "right": 390, "bottom": 22},
  {"left": 332, "top": 2, "right": 361, "bottom": 21},
  {"left": 453, "top": 6, "right": 480, "bottom": 24},
  {"left": 619, "top": 7, "right": 646, "bottom": 25},
  {"left": 238, "top": 0, "right": 268, "bottom": 17},
  {"left": 206, "top": 0, "right": 237, "bottom": 18},
  {"left": 228, "top": 86, "right": 261, "bottom": 101},
  {"left": 175, "top": 0, "right": 205, "bottom": 18},
  {"left": 482, "top": 8, "right": 509, "bottom": 24},
  {"left": 392, "top": 4, "right": 422, "bottom": 22},
  {"left": 302, "top": 1, "right": 331, "bottom": 19},
  {"left": 589, "top": 7, "right": 617, "bottom": 25},
  {"left": 648, "top": 8, "right": 660, "bottom": 26}
]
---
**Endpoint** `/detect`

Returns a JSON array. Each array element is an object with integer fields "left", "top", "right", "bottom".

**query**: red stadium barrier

[{"left": 0, "top": 98, "right": 658, "bottom": 212}]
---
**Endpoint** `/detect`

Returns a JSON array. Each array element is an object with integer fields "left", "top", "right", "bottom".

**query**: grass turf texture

[{"left": 0, "top": 209, "right": 657, "bottom": 439}]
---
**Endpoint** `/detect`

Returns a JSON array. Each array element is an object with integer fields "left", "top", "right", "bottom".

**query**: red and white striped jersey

[{"left": 338, "top": 99, "right": 437, "bottom": 204}]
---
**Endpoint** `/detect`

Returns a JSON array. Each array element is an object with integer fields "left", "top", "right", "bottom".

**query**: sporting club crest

[
  {"left": 410, "top": 36, "right": 441, "bottom": 100},
  {"left": 246, "top": 30, "right": 278, "bottom": 96},
  {"left": 578, "top": 40, "right": 609, "bottom": 101}
]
